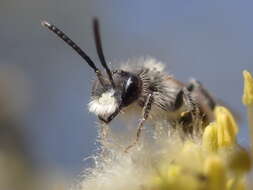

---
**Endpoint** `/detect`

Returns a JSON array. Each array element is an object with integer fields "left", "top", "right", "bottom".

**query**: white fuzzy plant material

[{"left": 74, "top": 123, "right": 188, "bottom": 190}]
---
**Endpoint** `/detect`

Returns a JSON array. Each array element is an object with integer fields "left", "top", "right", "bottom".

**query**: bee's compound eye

[{"left": 122, "top": 75, "right": 140, "bottom": 106}]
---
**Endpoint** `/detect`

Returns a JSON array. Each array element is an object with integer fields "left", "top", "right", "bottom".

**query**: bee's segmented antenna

[
  {"left": 93, "top": 19, "right": 115, "bottom": 88},
  {"left": 41, "top": 20, "right": 106, "bottom": 87}
]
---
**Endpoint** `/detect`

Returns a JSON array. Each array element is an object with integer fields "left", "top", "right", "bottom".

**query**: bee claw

[{"left": 124, "top": 142, "right": 137, "bottom": 153}]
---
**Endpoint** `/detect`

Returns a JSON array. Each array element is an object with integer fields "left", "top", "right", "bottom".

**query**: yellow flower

[{"left": 242, "top": 70, "right": 253, "bottom": 106}]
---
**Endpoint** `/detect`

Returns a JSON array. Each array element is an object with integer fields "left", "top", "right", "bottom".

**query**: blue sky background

[{"left": 0, "top": 0, "right": 253, "bottom": 178}]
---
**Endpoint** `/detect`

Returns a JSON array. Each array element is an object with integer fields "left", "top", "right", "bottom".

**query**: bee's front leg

[
  {"left": 124, "top": 93, "right": 153, "bottom": 153},
  {"left": 97, "top": 119, "right": 111, "bottom": 149},
  {"left": 99, "top": 120, "right": 110, "bottom": 140},
  {"left": 98, "top": 108, "right": 121, "bottom": 143}
]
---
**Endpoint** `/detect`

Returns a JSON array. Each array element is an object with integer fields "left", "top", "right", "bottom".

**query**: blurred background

[{"left": 1, "top": 0, "right": 253, "bottom": 189}]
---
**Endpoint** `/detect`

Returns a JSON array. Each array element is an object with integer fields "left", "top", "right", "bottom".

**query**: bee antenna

[
  {"left": 93, "top": 18, "right": 115, "bottom": 88},
  {"left": 41, "top": 20, "right": 106, "bottom": 86}
]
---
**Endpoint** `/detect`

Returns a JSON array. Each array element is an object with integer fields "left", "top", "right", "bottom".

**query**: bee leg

[
  {"left": 183, "top": 87, "right": 199, "bottom": 116},
  {"left": 173, "top": 89, "right": 184, "bottom": 110},
  {"left": 187, "top": 79, "right": 216, "bottom": 110},
  {"left": 124, "top": 93, "right": 153, "bottom": 153},
  {"left": 100, "top": 121, "right": 110, "bottom": 141},
  {"left": 97, "top": 118, "right": 111, "bottom": 149},
  {"left": 181, "top": 87, "right": 201, "bottom": 133},
  {"left": 173, "top": 88, "right": 196, "bottom": 113}
]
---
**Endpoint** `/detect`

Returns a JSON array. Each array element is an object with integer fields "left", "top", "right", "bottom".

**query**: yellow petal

[
  {"left": 215, "top": 106, "right": 238, "bottom": 147},
  {"left": 204, "top": 156, "right": 226, "bottom": 190},
  {"left": 179, "top": 141, "right": 203, "bottom": 171},
  {"left": 166, "top": 165, "right": 201, "bottom": 190},
  {"left": 242, "top": 70, "right": 253, "bottom": 106},
  {"left": 202, "top": 122, "right": 218, "bottom": 152},
  {"left": 227, "top": 178, "right": 246, "bottom": 190},
  {"left": 227, "top": 147, "right": 251, "bottom": 174},
  {"left": 151, "top": 164, "right": 201, "bottom": 190},
  {"left": 167, "top": 165, "right": 182, "bottom": 180}
]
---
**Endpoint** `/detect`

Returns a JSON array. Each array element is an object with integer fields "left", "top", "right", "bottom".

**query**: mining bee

[{"left": 41, "top": 19, "right": 216, "bottom": 151}]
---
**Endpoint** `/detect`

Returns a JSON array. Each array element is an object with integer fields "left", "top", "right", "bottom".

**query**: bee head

[
  {"left": 41, "top": 18, "right": 140, "bottom": 123},
  {"left": 89, "top": 70, "right": 141, "bottom": 123}
]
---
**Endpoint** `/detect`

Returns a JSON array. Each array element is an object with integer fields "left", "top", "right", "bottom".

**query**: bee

[{"left": 41, "top": 19, "right": 216, "bottom": 151}]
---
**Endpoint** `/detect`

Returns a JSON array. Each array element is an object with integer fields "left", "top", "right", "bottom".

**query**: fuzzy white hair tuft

[
  {"left": 119, "top": 57, "right": 166, "bottom": 72},
  {"left": 142, "top": 58, "right": 165, "bottom": 72},
  {"left": 88, "top": 89, "right": 118, "bottom": 116}
]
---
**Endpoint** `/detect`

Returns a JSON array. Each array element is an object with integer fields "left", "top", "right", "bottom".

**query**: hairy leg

[{"left": 124, "top": 93, "right": 153, "bottom": 153}]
